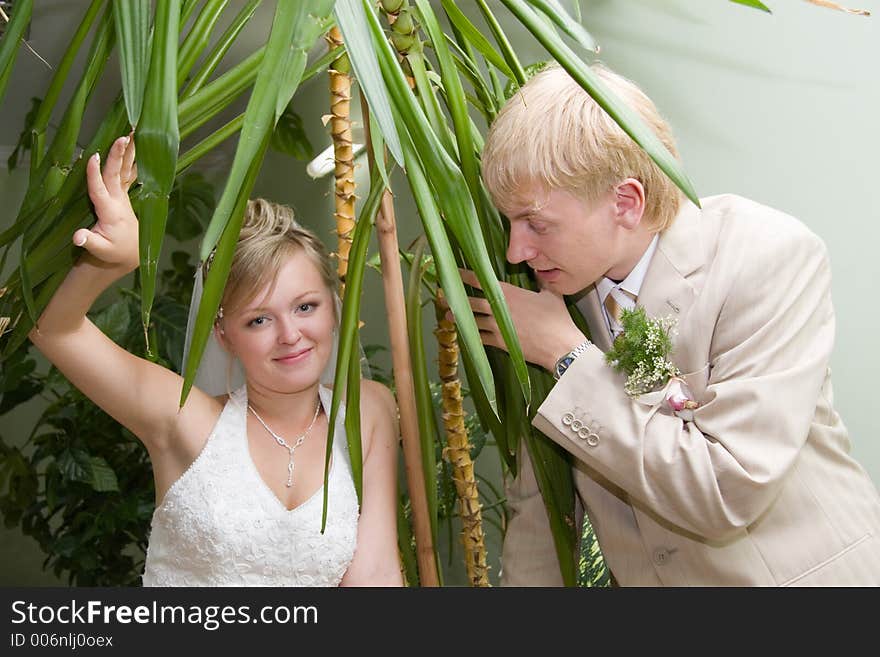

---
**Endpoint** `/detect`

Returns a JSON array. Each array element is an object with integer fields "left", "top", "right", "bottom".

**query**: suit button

[
  {"left": 585, "top": 432, "right": 599, "bottom": 447},
  {"left": 562, "top": 412, "right": 574, "bottom": 426},
  {"left": 653, "top": 548, "right": 671, "bottom": 565},
  {"left": 570, "top": 419, "right": 583, "bottom": 432}
]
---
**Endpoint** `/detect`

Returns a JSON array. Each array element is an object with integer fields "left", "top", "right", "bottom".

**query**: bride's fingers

[
  {"left": 101, "top": 135, "right": 129, "bottom": 195},
  {"left": 122, "top": 162, "right": 138, "bottom": 193},
  {"left": 72, "top": 227, "right": 113, "bottom": 260},
  {"left": 86, "top": 152, "right": 110, "bottom": 205},
  {"left": 121, "top": 132, "right": 136, "bottom": 188}
]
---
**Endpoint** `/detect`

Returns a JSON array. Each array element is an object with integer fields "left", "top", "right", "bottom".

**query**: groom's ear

[{"left": 613, "top": 178, "right": 646, "bottom": 230}]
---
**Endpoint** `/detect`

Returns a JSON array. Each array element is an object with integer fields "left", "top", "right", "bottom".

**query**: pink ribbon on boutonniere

[{"left": 634, "top": 377, "right": 700, "bottom": 421}]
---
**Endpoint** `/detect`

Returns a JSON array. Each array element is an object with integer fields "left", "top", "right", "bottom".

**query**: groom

[{"left": 466, "top": 63, "right": 880, "bottom": 585}]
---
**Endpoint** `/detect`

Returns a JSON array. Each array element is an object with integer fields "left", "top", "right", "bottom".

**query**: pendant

[{"left": 286, "top": 458, "right": 294, "bottom": 488}]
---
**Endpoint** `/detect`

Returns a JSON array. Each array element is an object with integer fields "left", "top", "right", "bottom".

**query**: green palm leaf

[
  {"left": 475, "top": 0, "right": 527, "bottom": 86},
  {"left": 0, "top": 0, "right": 33, "bottom": 106},
  {"left": 178, "top": 47, "right": 264, "bottom": 138},
  {"left": 439, "top": 0, "right": 516, "bottom": 83},
  {"left": 28, "top": 0, "right": 104, "bottom": 174},
  {"left": 364, "top": 0, "right": 531, "bottom": 416},
  {"left": 181, "top": 0, "right": 261, "bottom": 98},
  {"left": 112, "top": 0, "right": 151, "bottom": 127},
  {"left": 20, "top": 7, "right": 115, "bottom": 239},
  {"left": 323, "top": 168, "right": 387, "bottom": 528},
  {"left": 729, "top": 0, "right": 772, "bottom": 12},
  {"left": 334, "top": 0, "right": 405, "bottom": 166},
  {"left": 179, "top": 136, "right": 267, "bottom": 405},
  {"left": 405, "top": 236, "right": 440, "bottom": 543},
  {"left": 527, "top": 0, "right": 599, "bottom": 53},
  {"left": 176, "top": 0, "right": 228, "bottom": 90},
  {"left": 135, "top": 0, "right": 180, "bottom": 351}
]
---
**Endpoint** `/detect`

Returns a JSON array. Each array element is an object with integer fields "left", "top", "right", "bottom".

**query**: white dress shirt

[{"left": 594, "top": 234, "right": 659, "bottom": 338}]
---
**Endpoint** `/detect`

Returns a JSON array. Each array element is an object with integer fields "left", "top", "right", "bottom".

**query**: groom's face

[{"left": 503, "top": 185, "right": 624, "bottom": 295}]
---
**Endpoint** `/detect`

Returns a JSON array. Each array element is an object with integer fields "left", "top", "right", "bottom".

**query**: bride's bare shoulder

[{"left": 359, "top": 379, "right": 397, "bottom": 417}]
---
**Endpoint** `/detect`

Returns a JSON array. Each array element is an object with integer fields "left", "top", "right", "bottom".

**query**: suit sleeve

[{"left": 533, "top": 227, "right": 835, "bottom": 542}]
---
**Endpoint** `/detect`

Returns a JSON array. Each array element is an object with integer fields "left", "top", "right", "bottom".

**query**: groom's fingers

[
  {"left": 458, "top": 268, "right": 482, "bottom": 290},
  {"left": 467, "top": 295, "right": 492, "bottom": 315}
]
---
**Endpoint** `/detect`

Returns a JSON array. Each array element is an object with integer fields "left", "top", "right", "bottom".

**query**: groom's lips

[{"left": 534, "top": 268, "right": 562, "bottom": 282}]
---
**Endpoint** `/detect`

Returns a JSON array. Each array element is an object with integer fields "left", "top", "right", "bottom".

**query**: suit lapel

[
  {"left": 638, "top": 200, "right": 706, "bottom": 326},
  {"left": 575, "top": 286, "right": 613, "bottom": 353},
  {"left": 571, "top": 201, "right": 706, "bottom": 354}
]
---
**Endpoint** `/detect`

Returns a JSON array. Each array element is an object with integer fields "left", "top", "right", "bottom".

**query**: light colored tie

[{"left": 604, "top": 288, "right": 637, "bottom": 334}]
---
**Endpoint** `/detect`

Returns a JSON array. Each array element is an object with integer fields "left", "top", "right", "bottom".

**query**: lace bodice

[{"left": 142, "top": 385, "right": 359, "bottom": 586}]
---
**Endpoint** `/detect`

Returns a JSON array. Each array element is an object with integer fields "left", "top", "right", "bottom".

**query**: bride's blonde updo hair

[{"left": 218, "top": 198, "right": 337, "bottom": 320}]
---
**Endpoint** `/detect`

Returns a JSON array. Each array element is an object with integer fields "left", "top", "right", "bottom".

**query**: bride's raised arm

[{"left": 28, "top": 135, "right": 218, "bottom": 451}]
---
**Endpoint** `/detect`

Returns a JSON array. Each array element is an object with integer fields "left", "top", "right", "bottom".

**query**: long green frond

[
  {"left": 527, "top": 0, "right": 598, "bottom": 53},
  {"left": 323, "top": 169, "right": 386, "bottom": 529},
  {"left": 334, "top": 0, "right": 405, "bottom": 166},
  {"left": 136, "top": 0, "right": 181, "bottom": 351},
  {"left": 0, "top": 0, "right": 33, "bottom": 106},
  {"left": 439, "top": 0, "right": 516, "bottom": 82},
  {"left": 112, "top": 0, "right": 151, "bottom": 126},
  {"left": 405, "top": 236, "right": 440, "bottom": 542},
  {"left": 180, "top": 0, "right": 261, "bottom": 98},
  {"left": 176, "top": 0, "right": 228, "bottom": 90}
]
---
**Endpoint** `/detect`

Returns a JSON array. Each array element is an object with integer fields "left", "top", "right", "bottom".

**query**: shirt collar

[{"left": 596, "top": 233, "right": 659, "bottom": 303}]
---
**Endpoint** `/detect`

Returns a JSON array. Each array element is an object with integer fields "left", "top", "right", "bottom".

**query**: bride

[{"left": 29, "top": 135, "right": 403, "bottom": 586}]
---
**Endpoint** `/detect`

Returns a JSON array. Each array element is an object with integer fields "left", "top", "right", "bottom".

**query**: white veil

[{"left": 181, "top": 263, "right": 362, "bottom": 398}]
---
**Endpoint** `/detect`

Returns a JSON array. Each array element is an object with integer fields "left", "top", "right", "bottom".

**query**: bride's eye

[
  {"left": 248, "top": 315, "right": 269, "bottom": 327},
  {"left": 298, "top": 303, "right": 315, "bottom": 313}
]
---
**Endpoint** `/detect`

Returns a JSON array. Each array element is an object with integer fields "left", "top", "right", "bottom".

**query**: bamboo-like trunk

[
  {"left": 361, "top": 93, "right": 439, "bottom": 586},
  {"left": 324, "top": 26, "right": 356, "bottom": 295},
  {"left": 381, "top": 0, "right": 420, "bottom": 62},
  {"left": 434, "top": 293, "right": 491, "bottom": 587}
]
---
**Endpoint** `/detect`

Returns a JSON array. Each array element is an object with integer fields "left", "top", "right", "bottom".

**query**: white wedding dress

[{"left": 142, "top": 385, "right": 360, "bottom": 586}]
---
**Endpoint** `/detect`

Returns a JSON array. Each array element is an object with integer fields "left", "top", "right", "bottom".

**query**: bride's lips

[{"left": 274, "top": 347, "right": 313, "bottom": 364}]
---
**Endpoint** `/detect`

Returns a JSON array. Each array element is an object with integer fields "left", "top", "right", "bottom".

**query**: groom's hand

[{"left": 448, "top": 269, "right": 587, "bottom": 372}]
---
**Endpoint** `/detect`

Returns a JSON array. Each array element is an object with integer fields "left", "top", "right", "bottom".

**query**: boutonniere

[{"left": 605, "top": 307, "right": 699, "bottom": 419}]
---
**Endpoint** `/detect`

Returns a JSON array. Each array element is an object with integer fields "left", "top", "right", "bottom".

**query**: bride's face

[{"left": 216, "top": 251, "right": 336, "bottom": 393}]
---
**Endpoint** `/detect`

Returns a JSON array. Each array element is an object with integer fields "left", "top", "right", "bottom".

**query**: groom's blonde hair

[
  {"left": 481, "top": 63, "right": 683, "bottom": 232},
  {"left": 219, "top": 199, "right": 338, "bottom": 320}
]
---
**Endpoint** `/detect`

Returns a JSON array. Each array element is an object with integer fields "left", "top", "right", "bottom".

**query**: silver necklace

[{"left": 248, "top": 398, "right": 322, "bottom": 488}]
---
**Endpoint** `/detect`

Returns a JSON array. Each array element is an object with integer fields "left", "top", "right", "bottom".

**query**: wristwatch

[{"left": 553, "top": 339, "right": 592, "bottom": 380}]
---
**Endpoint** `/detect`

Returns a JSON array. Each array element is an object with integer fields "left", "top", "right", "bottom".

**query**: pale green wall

[
  {"left": 1, "top": 0, "right": 877, "bottom": 585},
  {"left": 596, "top": 0, "right": 880, "bottom": 486}
]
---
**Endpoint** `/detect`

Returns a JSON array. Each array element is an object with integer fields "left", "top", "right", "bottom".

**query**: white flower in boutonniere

[{"left": 605, "top": 307, "right": 700, "bottom": 419}]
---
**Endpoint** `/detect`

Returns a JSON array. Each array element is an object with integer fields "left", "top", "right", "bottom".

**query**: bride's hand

[{"left": 74, "top": 134, "right": 140, "bottom": 271}]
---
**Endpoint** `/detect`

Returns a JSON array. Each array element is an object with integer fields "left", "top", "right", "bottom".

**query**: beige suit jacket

[{"left": 501, "top": 194, "right": 880, "bottom": 586}]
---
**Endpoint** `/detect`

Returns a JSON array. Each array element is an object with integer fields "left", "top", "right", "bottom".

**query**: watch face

[{"left": 556, "top": 356, "right": 575, "bottom": 377}]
